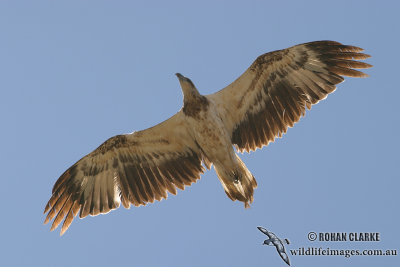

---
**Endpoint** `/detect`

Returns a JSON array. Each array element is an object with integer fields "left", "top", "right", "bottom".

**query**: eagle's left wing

[{"left": 207, "top": 41, "right": 372, "bottom": 153}]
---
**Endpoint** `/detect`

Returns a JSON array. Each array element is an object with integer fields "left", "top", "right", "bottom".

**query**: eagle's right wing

[{"left": 44, "top": 111, "right": 207, "bottom": 235}]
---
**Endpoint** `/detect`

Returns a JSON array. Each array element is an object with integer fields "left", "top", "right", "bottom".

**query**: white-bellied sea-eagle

[{"left": 44, "top": 41, "right": 372, "bottom": 235}]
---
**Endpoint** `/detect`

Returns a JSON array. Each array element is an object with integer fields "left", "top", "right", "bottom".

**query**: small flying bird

[
  {"left": 257, "top": 226, "right": 291, "bottom": 266},
  {"left": 44, "top": 41, "right": 371, "bottom": 235}
]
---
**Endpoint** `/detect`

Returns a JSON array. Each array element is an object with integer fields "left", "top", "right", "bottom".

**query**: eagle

[{"left": 44, "top": 41, "right": 371, "bottom": 235}]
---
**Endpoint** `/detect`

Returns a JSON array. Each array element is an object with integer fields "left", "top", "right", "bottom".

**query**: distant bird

[
  {"left": 44, "top": 41, "right": 371, "bottom": 235},
  {"left": 257, "top": 226, "right": 291, "bottom": 266}
]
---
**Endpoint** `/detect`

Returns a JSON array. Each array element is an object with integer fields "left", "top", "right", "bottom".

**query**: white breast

[{"left": 185, "top": 99, "right": 237, "bottom": 166}]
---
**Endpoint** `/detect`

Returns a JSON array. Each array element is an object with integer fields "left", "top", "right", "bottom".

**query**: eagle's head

[{"left": 175, "top": 73, "right": 201, "bottom": 102}]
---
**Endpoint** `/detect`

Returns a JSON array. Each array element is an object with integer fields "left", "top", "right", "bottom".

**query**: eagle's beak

[{"left": 175, "top": 73, "right": 184, "bottom": 79}]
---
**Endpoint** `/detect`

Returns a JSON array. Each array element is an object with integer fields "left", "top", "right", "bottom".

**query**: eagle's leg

[
  {"left": 214, "top": 154, "right": 258, "bottom": 208},
  {"left": 233, "top": 172, "right": 240, "bottom": 184}
]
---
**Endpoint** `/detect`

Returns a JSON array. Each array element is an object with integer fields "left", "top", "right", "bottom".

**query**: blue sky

[{"left": 1, "top": 1, "right": 399, "bottom": 266}]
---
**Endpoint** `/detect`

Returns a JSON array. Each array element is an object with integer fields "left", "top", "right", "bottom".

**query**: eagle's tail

[{"left": 214, "top": 155, "right": 257, "bottom": 208}]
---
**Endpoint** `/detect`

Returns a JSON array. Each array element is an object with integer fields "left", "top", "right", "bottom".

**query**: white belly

[{"left": 185, "top": 101, "right": 237, "bottom": 167}]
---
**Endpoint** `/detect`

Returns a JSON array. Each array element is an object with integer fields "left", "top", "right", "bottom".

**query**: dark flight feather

[{"left": 208, "top": 41, "right": 372, "bottom": 153}]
